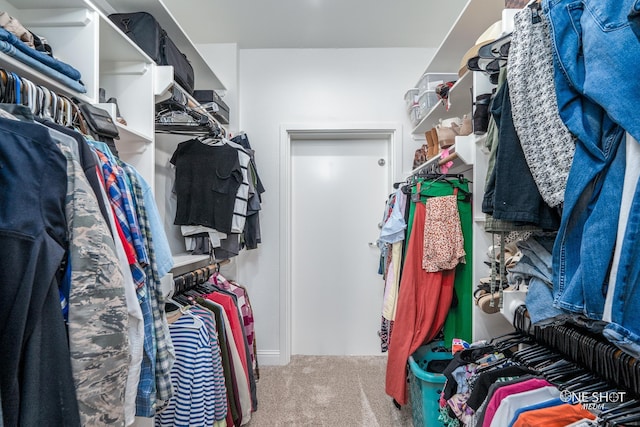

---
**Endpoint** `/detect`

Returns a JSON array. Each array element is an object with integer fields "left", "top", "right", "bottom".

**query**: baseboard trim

[{"left": 257, "top": 350, "right": 286, "bottom": 366}]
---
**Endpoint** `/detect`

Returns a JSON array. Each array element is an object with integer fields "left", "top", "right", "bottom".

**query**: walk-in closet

[{"left": 1, "top": 0, "right": 638, "bottom": 425}]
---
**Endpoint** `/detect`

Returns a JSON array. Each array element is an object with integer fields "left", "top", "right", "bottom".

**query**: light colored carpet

[{"left": 247, "top": 355, "right": 413, "bottom": 426}]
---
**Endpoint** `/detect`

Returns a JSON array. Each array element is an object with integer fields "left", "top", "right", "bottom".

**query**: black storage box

[
  {"left": 109, "top": 12, "right": 195, "bottom": 94},
  {"left": 193, "top": 89, "right": 229, "bottom": 124}
]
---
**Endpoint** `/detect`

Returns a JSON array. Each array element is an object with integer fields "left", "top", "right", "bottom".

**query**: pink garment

[
  {"left": 483, "top": 378, "right": 552, "bottom": 427},
  {"left": 205, "top": 292, "right": 250, "bottom": 387},
  {"left": 422, "top": 194, "right": 466, "bottom": 272},
  {"left": 212, "top": 273, "right": 256, "bottom": 370}
]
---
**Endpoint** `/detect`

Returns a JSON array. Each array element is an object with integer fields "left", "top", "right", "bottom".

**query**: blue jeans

[
  {"left": 545, "top": 0, "right": 640, "bottom": 356},
  {"left": 552, "top": 123, "right": 625, "bottom": 318},
  {"left": 510, "top": 237, "right": 568, "bottom": 325}
]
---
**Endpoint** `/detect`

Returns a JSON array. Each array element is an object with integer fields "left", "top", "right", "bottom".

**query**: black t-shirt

[{"left": 170, "top": 139, "right": 242, "bottom": 233}]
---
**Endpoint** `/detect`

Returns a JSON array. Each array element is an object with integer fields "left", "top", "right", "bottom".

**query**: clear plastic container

[
  {"left": 418, "top": 90, "right": 439, "bottom": 117},
  {"left": 404, "top": 88, "right": 419, "bottom": 110},
  {"left": 417, "top": 73, "right": 458, "bottom": 94},
  {"left": 409, "top": 104, "right": 421, "bottom": 126}
]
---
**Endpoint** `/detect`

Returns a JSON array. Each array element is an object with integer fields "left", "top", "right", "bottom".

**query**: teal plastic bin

[{"left": 408, "top": 341, "right": 452, "bottom": 427}]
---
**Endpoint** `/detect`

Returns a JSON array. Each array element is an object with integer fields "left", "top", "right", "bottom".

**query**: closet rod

[
  {"left": 173, "top": 82, "right": 226, "bottom": 138},
  {"left": 438, "top": 151, "right": 458, "bottom": 166},
  {"left": 172, "top": 259, "right": 231, "bottom": 295}
]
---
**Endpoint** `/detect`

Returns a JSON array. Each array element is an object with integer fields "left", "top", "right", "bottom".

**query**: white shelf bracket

[
  {"left": 154, "top": 65, "right": 175, "bottom": 96},
  {"left": 101, "top": 62, "right": 150, "bottom": 76},
  {"left": 454, "top": 134, "right": 476, "bottom": 165}
]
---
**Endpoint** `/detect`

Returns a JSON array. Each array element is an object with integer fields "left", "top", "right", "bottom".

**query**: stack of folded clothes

[{"left": 0, "top": 12, "right": 85, "bottom": 93}]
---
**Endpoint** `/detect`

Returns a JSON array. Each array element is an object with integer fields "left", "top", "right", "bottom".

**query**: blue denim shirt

[{"left": 544, "top": 0, "right": 640, "bottom": 356}]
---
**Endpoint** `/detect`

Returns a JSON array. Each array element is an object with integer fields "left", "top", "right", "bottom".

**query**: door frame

[{"left": 279, "top": 122, "right": 403, "bottom": 364}]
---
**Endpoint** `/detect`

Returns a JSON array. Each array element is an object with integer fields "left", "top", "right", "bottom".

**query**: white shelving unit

[
  {"left": 172, "top": 252, "right": 210, "bottom": 269},
  {"left": 0, "top": 50, "right": 94, "bottom": 103},
  {"left": 3, "top": 6, "right": 98, "bottom": 101},
  {"left": 0, "top": 0, "right": 227, "bottom": 280},
  {"left": 408, "top": 0, "right": 514, "bottom": 342},
  {"left": 413, "top": 71, "right": 473, "bottom": 135},
  {"left": 93, "top": 0, "right": 226, "bottom": 91}
]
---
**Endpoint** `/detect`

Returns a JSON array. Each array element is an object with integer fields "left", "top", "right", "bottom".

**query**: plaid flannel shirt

[{"left": 124, "top": 164, "right": 175, "bottom": 410}]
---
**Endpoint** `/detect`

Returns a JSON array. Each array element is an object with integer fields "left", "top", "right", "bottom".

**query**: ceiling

[{"left": 163, "top": 0, "right": 469, "bottom": 49}]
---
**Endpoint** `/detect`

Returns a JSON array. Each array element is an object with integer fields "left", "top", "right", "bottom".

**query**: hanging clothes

[
  {"left": 91, "top": 140, "right": 177, "bottom": 415},
  {"left": 214, "top": 274, "right": 259, "bottom": 384},
  {"left": 156, "top": 311, "right": 221, "bottom": 427},
  {"left": 386, "top": 199, "right": 456, "bottom": 405},
  {"left": 197, "top": 297, "right": 242, "bottom": 427},
  {"left": 50, "top": 122, "right": 130, "bottom": 426},
  {"left": 385, "top": 177, "right": 472, "bottom": 405},
  {"left": 377, "top": 188, "right": 407, "bottom": 352},
  {"left": 170, "top": 139, "right": 243, "bottom": 234},
  {"left": 403, "top": 179, "right": 474, "bottom": 345},
  {"left": 189, "top": 305, "right": 229, "bottom": 421},
  {"left": 172, "top": 134, "right": 264, "bottom": 258},
  {"left": 422, "top": 193, "right": 466, "bottom": 272},
  {"left": 167, "top": 266, "right": 259, "bottom": 427},
  {"left": 0, "top": 116, "right": 81, "bottom": 426},
  {"left": 0, "top": 75, "right": 179, "bottom": 425}
]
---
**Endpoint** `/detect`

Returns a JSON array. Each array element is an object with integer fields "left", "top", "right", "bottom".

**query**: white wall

[
  {"left": 195, "top": 43, "right": 240, "bottom": 134},
  {"left": 235, "top": 47, "right": 434, "bottom": 364}
]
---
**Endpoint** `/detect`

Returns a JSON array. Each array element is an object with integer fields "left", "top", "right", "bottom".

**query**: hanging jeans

[{"left": 386, "top": 201, "right": 455, "bottom": 405}]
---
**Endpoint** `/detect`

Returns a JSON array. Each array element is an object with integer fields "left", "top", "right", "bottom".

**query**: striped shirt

[
  {"left": 226, "top": 140, "right": 250, "bottom": 234},
  {"left": 190, "top": 306, "right": 228, "bottom": 421},
  {"left": 156, "top": 313, "right": 216, "bottom": 427}
]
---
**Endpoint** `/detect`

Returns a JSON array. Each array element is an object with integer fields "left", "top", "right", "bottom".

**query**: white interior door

[{"left": 291, "top": 136, "right": 390, "bottom": 355}]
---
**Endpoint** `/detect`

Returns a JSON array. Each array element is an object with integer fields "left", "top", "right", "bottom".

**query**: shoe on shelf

[
  {"left": 436, "top": 122, "right": 458, "bottom": 148},
  {"left": 474, "top": 286, "right": 501, "bottom": 314},
  {"left": 426, "top": 129, "right": 439, "bottom": 159},
  {"left": 457, "top": 114, "right": 472, "bottom": 136},
  {"left": 430, "top": 128, "right": 440, "bottom": 158},
  {"left": 473, "top": 93, "right": 492, "bottom": 134}
]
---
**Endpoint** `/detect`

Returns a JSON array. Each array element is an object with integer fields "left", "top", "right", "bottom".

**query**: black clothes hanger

[
  {"left": 172, "top": 264, "right": 220, "bottom": 302},
  {"left": 489, "top": 330, "right": 526, "bottom": 345},
  {"left": 529, "top": 1, "right": 542, "bottom": 24},
  {"left": 600, "top": 400, "right": 640, "bottom": 426},
  {"left": 403, "top": 173, "right": 473, "bottom": 203}
]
